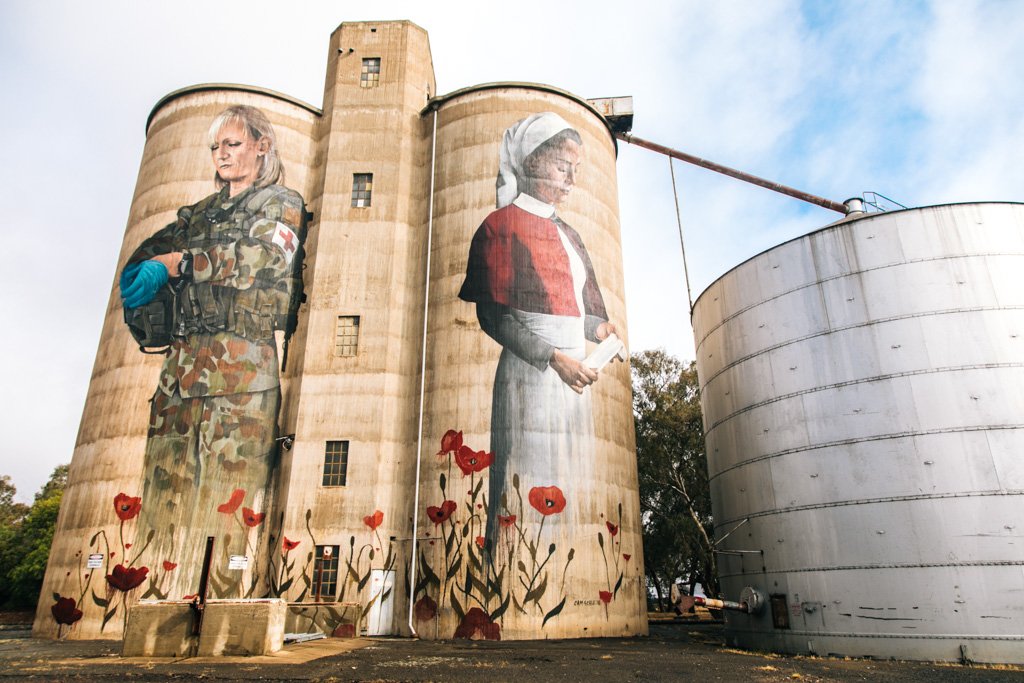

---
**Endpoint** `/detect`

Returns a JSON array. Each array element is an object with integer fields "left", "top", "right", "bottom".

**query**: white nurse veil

[{"left": 495, "top": 112, "right": 573, "bottom": 209}]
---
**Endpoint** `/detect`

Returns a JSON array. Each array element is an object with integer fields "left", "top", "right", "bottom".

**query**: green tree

[
  {"left": 0, "top": 476, "right": 28, "bottom": 526},
  {"left": 0, "top": 476, "right": 30, "bottom": 607},
  {"left": 0, "top": 466, "right": 68, "bottom": 609},
  {"left": 632, "top": 349, "right": 718, "bottom": 607},
  {"left": 34, "top": 464, "right": 68, "bottom": 503}
]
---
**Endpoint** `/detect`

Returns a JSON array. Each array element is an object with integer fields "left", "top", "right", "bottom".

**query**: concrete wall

[
  {"left": 271, "top": 20, "right": 435, "bottom": 638},
  {"left": 414, "top": 86, "right": 645, "bottom": 639},
  {"left": 34, "top": 86, "right": 320, "bottom": 640},
  {"left": 36, "top": 19, "right": 644, "bottom": 645}
]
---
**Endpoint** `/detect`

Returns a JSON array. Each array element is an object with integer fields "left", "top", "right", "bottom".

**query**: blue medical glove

[
  {"left": 121, "top": 260, "right": 169, "bottom": 308},
  {"left": 119, "top": 262, "right": 144, "bottom": 297}
]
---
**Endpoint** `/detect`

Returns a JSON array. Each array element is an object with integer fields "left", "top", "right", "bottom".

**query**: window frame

[
  {"left": 322, "top": 440, "right": 349, "bottom": 487},
  {"left": 360, "top": 57, "right": 381, "bottom": 88},
  {"left": 334, "top": 315, "right": 361, "bottom": 357},
  {"left": 313, "top": 545, "right": 341, "bottom": 601},
  {"left": 351, "top": 173, "right": 373, "bottom": 208}
]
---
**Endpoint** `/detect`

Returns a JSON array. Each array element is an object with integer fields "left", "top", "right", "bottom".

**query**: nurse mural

[{"left": 459, "top": 112, "right": 621, "bottom": 545}]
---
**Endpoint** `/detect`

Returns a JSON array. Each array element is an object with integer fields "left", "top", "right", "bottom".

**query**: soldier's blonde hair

[{"left": 208, "top": 105, "right": 285, "bottom": 190}]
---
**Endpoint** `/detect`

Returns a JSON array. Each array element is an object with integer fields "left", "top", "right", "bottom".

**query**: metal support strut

[
  {"left": 190, "top": 536, "right": 215, "bottom": 636},
  {"left": 616, "top": 132, "right": 851, "bottom": 215}
]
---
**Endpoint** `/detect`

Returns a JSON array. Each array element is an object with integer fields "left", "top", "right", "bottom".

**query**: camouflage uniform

[{"left": 127, "top": 183, "right": 305, "bottom": 600}]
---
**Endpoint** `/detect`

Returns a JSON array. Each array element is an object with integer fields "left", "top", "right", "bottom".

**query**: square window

[
  {"left": 360, "top": 58, "right": 380, "bottom": 88},
  {"left": 323, "top": 440, "right": 349, "bottom": 486},
  {"left": 335, "top": 316, "right": 360, "bottom": 357},
  {"left": 313, "top": 545, "right": 340, "bottom": 600},
  {"left": 352, "top": 173, "right": 373, "bottom": 208}
]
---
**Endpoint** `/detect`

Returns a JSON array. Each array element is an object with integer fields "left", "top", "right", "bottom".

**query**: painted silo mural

[
  {"left": 41, "top": 99, "right": 314, "bottom": 637},
  {"left": 460, "top": 112, "right": 621, "bottom": 549},
  {"left": 37, "top": 21, "right": 642, "bottom": 644},
  {"left": 413, "top": 92, "right": 644, "bottom": 640},
  {"left": 121, "top": 104, "right": 306, "bottom": 605}
]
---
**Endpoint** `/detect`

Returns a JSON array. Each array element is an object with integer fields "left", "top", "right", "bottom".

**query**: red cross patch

[{"left": 271, "top": 222, "right": 299, "bottom": 264}]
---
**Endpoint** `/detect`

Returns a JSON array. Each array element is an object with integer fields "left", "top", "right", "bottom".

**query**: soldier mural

[{"left": 118, "top": 105, "right": 306, "bottom": 604}]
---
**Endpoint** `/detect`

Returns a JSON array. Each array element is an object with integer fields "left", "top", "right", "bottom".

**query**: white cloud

[{"left": 912, "top": 0, "right": 1024, "bottom": 203}]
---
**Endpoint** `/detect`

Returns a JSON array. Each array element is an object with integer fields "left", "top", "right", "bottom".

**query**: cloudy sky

[{"left": 2, "top": 0, "right": 1022, "bottom": 501}]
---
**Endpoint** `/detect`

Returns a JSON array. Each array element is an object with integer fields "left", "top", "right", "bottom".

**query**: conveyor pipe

[{"left": 616, "top": 132, "right": 851, "bottom": 215}]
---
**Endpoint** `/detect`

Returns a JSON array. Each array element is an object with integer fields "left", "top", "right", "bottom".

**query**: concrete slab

[
  {"left": 196, "top": 600, "right": 286, "bottom": 656},
  {"left": 121, "top": 599, "right": 288, "bottom": 657}
]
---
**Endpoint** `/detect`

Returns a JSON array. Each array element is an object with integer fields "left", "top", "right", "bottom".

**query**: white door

[{"left": 365, "top": 569, "right": 395, "bottom": 635}]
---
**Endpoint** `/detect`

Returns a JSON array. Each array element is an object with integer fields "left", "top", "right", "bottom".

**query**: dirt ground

[{"left": 1, "top": 615, "right": 1021, "bottom": 682}]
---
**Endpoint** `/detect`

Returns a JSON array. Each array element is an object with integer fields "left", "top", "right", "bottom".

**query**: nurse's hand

[
  {"left": 596, "top": 321, "right": 624, "bottom": 364},
  {"left": 550, "top": 349, "right": 598, "bottom": 394},
  {"left": 596, "top": 321, "right": 618, "bottom": 340}
]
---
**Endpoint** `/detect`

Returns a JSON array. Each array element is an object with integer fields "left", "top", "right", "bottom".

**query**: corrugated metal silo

[{"left": 692, "top": 202, "right": 1024, "bottom": 663}]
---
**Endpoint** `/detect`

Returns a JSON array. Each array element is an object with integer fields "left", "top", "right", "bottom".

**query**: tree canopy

[
  {"left": 0, "top": 466, "right": 68, "bottom": 609},
  {"left": 632, "top": 349, "right": 718, "bottom": 608}
]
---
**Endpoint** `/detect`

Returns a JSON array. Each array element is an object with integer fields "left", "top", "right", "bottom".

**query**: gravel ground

[{"left": 0, "top": 618, "right": 1021, "bottom": 682}]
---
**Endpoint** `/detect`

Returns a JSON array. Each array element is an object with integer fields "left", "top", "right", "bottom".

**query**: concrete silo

[
  {"left": 692, "top": 202, "right": 1024, "bottom": 663},
  {"left": 411, "top": 84, "right": 645, "bottom": 640},
  {"left": 35, "top": 19, "right": 644, "bottom": 645},
  {"left": 33, "top": 84, "right": 320, "bottom": 639}
]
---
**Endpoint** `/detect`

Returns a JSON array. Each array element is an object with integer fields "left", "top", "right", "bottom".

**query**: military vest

[{"left": 123, "top": 184, "right": 307, "bottom": 397}]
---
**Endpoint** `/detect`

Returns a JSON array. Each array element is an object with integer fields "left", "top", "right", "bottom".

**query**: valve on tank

[{"left": 694, "top": 586, "right": 766, "bottom": 615}]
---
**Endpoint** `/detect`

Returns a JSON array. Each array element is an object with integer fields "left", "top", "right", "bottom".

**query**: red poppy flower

[
  {"left": 455, "top": 445, "right": 494, "bottom": 475},
  {"left": 217, "top": 488, "right": 245, "bottom": 514},
  {"left": 426, "top": 500, "right": 457, "bottom": 525},
  {"left": 528, "top": 486, "right": 566, "bottom": 516},
  {"left": 51, "top": 596, "right": 83, "bottom": 626},
  {"left": 453, "top": 607, "right": 501, "bottom": 640},
  {"left": 606, "top": 521, "right": 619, "bottom": 536},
  {"left": 599, "top": 590, "right": 613, "bottom": 604},
  {"left": 437, "top": 429, "right": 463, "bottom": 456},
  {"left": 162, "top": 561, "right": 177, "bottom": 572},
  {"left": 475, "top": 536, "right": 485, "bottom": 548},
  {"left": 106, "top": 564, "right": 149, "bottom": 592},
  {"left": 363, "top": 510, "right": 384, "bottom": 530},
  {"left": 498, "top": 515, "right": 516, "bottom": 528},
  {"left": 623, "top": 554, "right": 631, "bottom": 562},
  {"left": 332, "top": 623, "right": 356, "bottom": 638},
  {"left": 414, "top": 594, "right": 437, "bottom": 622},
  {"left": 242, "top": 507, "right": 265, "bottom": 527},
  {"left": 113, "top": 493, "right": 141, "bottom": 521},
  {"left": 282, "top": 537, "right": 300, "bottom": 552}
]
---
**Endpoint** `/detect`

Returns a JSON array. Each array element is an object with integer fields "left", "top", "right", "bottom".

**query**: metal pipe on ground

[{"left": 691, "top": 587, "right": 765, "bottom": 615}]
